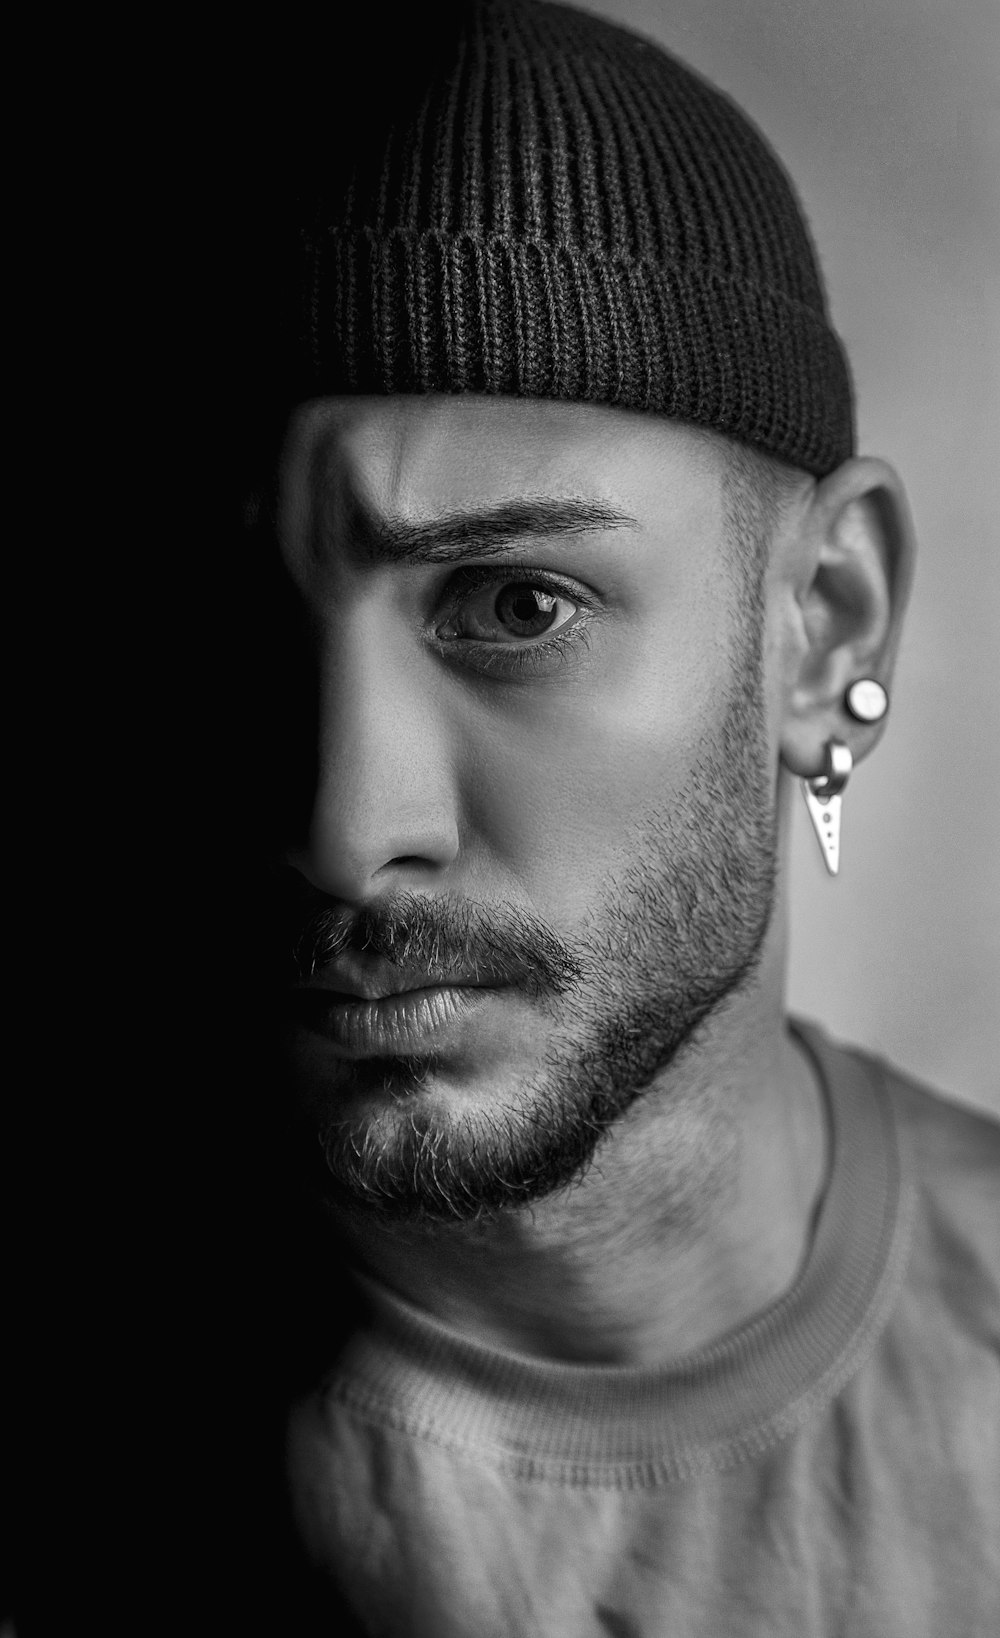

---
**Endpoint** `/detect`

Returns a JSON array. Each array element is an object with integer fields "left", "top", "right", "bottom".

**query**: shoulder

[
  {"left": 805, "top": 1023, "right": 999, "bottom": 1353},
  {"left": 795, "top": 1018, "right": 999, "bottom": 1304},
  {"left": 865, "top": 1048, "right": 1000, "bottom": 1212},
  {"left": 796, "top": 1016, "right": 1000, "bottom": 1189},
  {"left": 875, "top": 1057, "right": 999, "bottom": 1326}
]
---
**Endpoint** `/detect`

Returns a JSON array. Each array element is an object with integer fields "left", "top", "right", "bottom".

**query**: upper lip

[{"left": 300, "top": 956, "right": 490, "bottom": 1001}]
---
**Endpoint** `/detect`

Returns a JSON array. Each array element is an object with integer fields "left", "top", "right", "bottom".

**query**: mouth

[
  {"left": 289, "top": 981, "right": 496, "bottom": 1057},
  {"left": 299, "top": 952, "right": 491, "bottom": 1001}
]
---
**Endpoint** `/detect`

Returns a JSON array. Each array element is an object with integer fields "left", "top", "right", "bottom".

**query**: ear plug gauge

[{"left": 845, "top": 679, "right": 888, "bottom": 724}]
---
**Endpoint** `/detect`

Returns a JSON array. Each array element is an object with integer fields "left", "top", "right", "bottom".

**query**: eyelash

[{"left": 432, "top": 567, "right": 596, "bottom": 676}]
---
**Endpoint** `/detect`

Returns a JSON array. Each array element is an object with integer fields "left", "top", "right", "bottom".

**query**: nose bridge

[{"left": 305, "top": 600, "right": 460, "bottom": 898}]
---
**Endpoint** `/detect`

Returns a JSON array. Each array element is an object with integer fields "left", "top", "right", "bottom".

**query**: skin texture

[{"left": 277, "top": 394, "right": 913, "bottom": 1365}]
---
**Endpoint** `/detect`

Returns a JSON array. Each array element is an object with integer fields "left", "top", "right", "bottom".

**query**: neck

[{"left": 330, "top": 941, "right": 831, "bottom": 1368}]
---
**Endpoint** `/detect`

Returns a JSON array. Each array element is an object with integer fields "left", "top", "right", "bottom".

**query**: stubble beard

[{"left": 297, "top": 646, "right": 779, "bottom": 1228}]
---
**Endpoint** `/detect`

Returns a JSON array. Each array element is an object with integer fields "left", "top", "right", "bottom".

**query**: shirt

[{"left": 287, "top": 1021, "right": 1000, "bottom": 1636}]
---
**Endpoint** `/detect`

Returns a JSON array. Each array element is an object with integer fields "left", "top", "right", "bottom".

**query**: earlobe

[{"left": 779, "top": 456, "right": 915, "bottom": 781}]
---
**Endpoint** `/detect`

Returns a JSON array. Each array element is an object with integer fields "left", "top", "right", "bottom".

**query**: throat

[{"left": 337, "top": 1033, "right": 831, "bottom": 1368}]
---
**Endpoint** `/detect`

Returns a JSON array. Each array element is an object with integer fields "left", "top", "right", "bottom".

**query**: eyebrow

[{"left": 316, "top": 490, "right": 639, "bottom": 566}]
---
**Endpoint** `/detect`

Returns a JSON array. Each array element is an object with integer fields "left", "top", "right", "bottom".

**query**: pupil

[
  {"left": 512, "top": 591, "right": 541, "bottom": 622},
  {"left": 497, "top": 584, "right": 557, "bottom": 635}
]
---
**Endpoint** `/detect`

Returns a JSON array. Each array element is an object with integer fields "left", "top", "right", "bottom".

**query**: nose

[{"left": 287, "top": 608, "right": 461, "bottom": 904}]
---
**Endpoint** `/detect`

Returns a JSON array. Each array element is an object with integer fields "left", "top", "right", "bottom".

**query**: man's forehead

[{"left": 283, "top": 394, "right": 727, "bottom": 528}]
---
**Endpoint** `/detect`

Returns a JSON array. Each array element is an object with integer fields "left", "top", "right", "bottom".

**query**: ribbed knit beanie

[{"left": 292, "top": 0, "right": 854, "bottom": 476}]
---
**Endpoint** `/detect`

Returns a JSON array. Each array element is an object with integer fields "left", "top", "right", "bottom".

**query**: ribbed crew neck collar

[{"left": 323, "top": 1022, "right": 915, "bottom": 1484}]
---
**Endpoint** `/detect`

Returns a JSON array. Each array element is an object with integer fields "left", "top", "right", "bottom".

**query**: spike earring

[{"left": 803, "top": 740, "right": 853, "bottom": 875}]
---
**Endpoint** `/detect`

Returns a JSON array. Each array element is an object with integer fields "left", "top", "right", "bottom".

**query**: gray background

[{"left": 573, "top": 0, "right": 999, "bottom": 1113}]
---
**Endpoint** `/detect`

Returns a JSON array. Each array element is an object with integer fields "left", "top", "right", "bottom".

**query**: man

[{"left": 249, "top": 1, "right": 999, "bottom": 1631}]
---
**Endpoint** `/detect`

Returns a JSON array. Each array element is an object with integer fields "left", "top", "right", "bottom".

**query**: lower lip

[{"left": 300, "top": 985, "right": 493, "bottom": 1056}]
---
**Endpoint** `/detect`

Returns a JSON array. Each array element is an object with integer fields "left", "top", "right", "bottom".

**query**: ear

[{"left": 778, "top": 457, "right": 916, "bottom": 780}]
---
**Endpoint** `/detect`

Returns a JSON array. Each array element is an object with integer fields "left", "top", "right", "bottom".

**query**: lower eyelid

[
  {"left": 433, "top": 613, "right": 595, "bottom": 675},
  {"left": 484, "top": 622, "right": 594, "bottom": 675}
]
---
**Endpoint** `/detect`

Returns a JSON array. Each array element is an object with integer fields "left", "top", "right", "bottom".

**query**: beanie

[{"left": 293, "top": 0, "right": 854, "bottom": 476}]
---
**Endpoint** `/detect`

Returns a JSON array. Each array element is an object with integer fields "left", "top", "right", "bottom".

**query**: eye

[{"left": 437, "top": 578, "right": 582, "bottom": 644}]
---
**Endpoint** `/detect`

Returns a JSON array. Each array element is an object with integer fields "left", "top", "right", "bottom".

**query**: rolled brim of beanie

[{"left": 303, "top": 226, "right": 854, "bottom": 478}]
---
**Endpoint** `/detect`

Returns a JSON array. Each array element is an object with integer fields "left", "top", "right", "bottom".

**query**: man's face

[{"left": 276, "top": 396, "right": 781, "bottom": 1222}]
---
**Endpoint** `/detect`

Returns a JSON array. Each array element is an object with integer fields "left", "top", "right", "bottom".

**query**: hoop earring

[{"left": 802, "top": 740, "right": 853, "bottom": 875}]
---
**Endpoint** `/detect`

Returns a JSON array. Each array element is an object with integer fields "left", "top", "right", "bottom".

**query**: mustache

[{"left": 278, "top": 875, "right": 585, "bottom": 1000}]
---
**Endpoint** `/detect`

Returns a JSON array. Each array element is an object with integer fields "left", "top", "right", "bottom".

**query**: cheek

[{"left": 455, "top": 614, "right": 736, "bottom": 915}]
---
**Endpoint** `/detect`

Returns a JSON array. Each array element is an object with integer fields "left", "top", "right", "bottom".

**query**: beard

[{"left": 280, "top": 649, "right": 778, "bottom": 1227}]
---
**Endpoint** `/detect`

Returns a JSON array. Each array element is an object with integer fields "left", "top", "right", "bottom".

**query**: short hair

[{"left": 718, "top": 439, "right": 811, "bottom": 619}]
